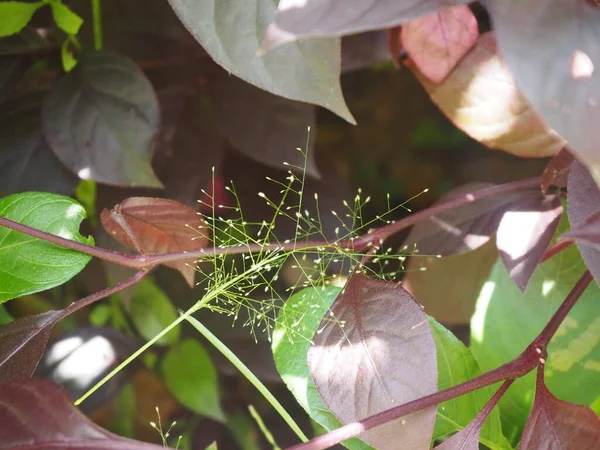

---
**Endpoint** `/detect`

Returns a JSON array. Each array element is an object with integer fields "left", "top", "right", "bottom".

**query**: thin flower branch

[
  {"left": 286, "top": 269, "right": 591, "bottom": 450},
  {"left": 0, "top": 176, "right": 542, "bottom": 270}
]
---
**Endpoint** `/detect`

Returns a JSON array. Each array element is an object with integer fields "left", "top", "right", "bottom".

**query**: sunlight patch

[{"left": 471, "top": 281, "right": 496, "bottom": 343}]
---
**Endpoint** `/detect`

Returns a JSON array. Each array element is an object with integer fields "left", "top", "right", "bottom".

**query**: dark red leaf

[
  {"left": 566, "top": 161, "right": 600, "bottom": 283},
  {"left": 208, "top": 75, "right": 318, "bottom": 177},
  {"left": 541, "top": 149, "right": 573, "bottom": 195},
  {"left": 562, "top": 210, "right": 600, "bottom": 251},
  {"left": 0, "top": 310, "right": 60, "bottom": 383},
  {"left": 0, "top": 377, "right": 166, "bottom": 449},
  {"left": 403, "top": 183, "right": 528, "bottom": 255},
  {"left": 496, "top": 194, "right": 563, "bottom": 292},
  {"left": 101, "top": 197, "right": 209, "bottom": 287},
  {"left": 308, "top": 274, "right": 437, "bottom": 449},
  {"left": 401, "top": 5, "right": 478, "bottom": 84},
  {"left": 518, "top": 368, "right": 600, "bottom": 449}
]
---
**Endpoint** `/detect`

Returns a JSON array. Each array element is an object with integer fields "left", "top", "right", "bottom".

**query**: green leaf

[
  {"left": 127, "top": 278, "right": 180, "bottom": 346},
  {"left": 162, "top": 338, "right": 225, "bottom": 422},
  {"left": 272, "top": 285, "right": 373, "bottom": 450},
  {"left": 49, "top": 1, "right": 83, "bottom": 35},
  {"left": 0, "top": 2, "right": 43, "bottom": 37},
  {"left": 470, "top": 218, "right": 600, "bottom": 445},
  {"left": 166, "top": 0, "right": 354, "bottom": 123},
  {"left": 60, "top": 39, "right": 77, "bottom": 72},
  {"left": 0, "top": 192, "right": 93, "bottom": 303},
  {"left": 430, "top": 318, "right": 512, "bottom": 450},
  {"left": 89, "top": 304, "right": 110, "bottom": 327},
  {"left": 0, "top": 303, "right": 12, "bottom": 324}
]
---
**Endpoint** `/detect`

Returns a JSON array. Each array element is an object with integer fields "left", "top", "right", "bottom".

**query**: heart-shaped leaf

[
  {"left": 167, "top": 0, "right": 354, "bottom": 123},
  {"left": 208, "top": 75, "right": 318, "bottom": 177},
  {"left": 42, "top": 51, "right": 161, "bottom": 187},
  {"left": 496, "top": 194, "right": 563, "bottom": 292},
  {"left": 308, "top": 274, "right": 437, "bottom": 449},
  {"left": 413, "top": 32, "right": 565, "bottom": 158},
  {"left": 265, "top": 0, "right": 469, "bottom": 47},
  {"left": 0, "top": 377, "right": 166, "bottom": 449},
  {"left": 101, "top": 197, "right": 208, "bottom": 287},
  {"left": 401, "top": 5, "right": 478, "bottom": 84},
  {"left": 486, "top": 0, "right": 600, "bottom": 184},
  {"left": 0, "top": 192, "right": 93, "bottom": 303},
  {"left": 567, "top": 160, "right": 600, "bottom": 283},
  {"left": 0, "top": 310, "right": 60, "bottom": 382},
  {"left": 518, "top": 368, "right": 600, "bottom": 449}
]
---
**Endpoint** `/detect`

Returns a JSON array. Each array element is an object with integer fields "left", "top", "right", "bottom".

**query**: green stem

[
  {"left": 91, "top": 0, "right": 102, "bottom": 50},
  {"left": 186, "top": 315, "right": 308, "bottom": 443}
]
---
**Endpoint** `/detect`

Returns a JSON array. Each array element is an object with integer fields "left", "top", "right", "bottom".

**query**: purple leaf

[
  {"left": 263, "top": 0, "right": 469, "bottom": 49},
  {"left": 486, "top": 0, "right": 600, "bottom": 183},
  {"left": 496, "top": 193, "right": 563, "bottom": 292},
  {"left": 0, "top": 377, "right": 166, "bottom": 449},
  {"left": 341, "top": 31, "right": 390, "bottom": 73},
  {"left": 0, "top": 310, "right": 60, "bottom": 383},
  {"left": 308, "top": 274, "right": 437, "bottom": 449},
  {"left": 566, "top": 160, "right": 600, "bottom": 283},
  {"left": 540, "top": 148, "right": 573, "bottom": 195},
  {"left": 403, "top": 183, "right": 530, "bottom": 255},
  {"left": 562, "top": 210, "right": 600, "bottom": 251},
  {"left": 518, "top": 369, "right": 600, "bottom": 449},
  {"left": 208, "top": 76, "right": 319, "bottom": 177}
]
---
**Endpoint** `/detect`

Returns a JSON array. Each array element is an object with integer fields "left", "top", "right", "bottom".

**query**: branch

[
  {"left": 0, "top": 176, "right": 542, "bottom": 269},
  {"left": 286, "top": 269, "right": 591, "bottom": 450}
]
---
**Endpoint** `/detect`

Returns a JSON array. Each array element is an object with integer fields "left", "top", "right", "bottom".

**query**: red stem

[
  {"left": 286, "top": 269, "right": 591, "bottom": 450},
  {"left": 469, "top": 379, "right": 514, "bottom": 432},
  {"left": 0, "top": 177, "right": 542, "bottom": 269},
  {"left": 540, "top": 240, "right": 573, "bottom": 263}
]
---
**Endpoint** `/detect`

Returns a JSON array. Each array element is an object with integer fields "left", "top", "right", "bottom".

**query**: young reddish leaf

[
  {"left": 308, "top": 274, "right": 437, "bottom": 449},
  {"left": 403, "top": 183, "right": 530, "bottom": 256},
  {"left": 0, "top": 311, "right": 60, "bottom": 382},
  {"left": 518, "top": 368, "right": 600, "bottom": 449},
  {"left": 265, "top": 0, "right": 470, "bottom": 49},
  {"left": 485, "top": 0, "right": 600, "bottom": 185},
  {"left": 101, "top": 197, "right": 208, "bottom": 287},
  {"left": 562, "top": 210, "right": 600, "bottom": 252},
  {"left": 401, "top": 5, "right": 478, "bottom": 83},
  {"left": 541, "top": 149, "right": 573, "bottom": 195},
  {"left": 496, "top": 194, "right": 563, "bottom": 292},
  {"left": 0, "top": 377, "right": 166, "bottom": 449},
  {"left": 567, "top": 161, "right": 600, "bottom": 283},
  {"left": 413, "top": 32, "right": 565, "bottom": 158}
]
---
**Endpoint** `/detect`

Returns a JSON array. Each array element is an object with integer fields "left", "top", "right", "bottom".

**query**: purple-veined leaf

[
  {"left": 0, "top": 377, "right": 167, "bottom": 449},
  {"left": 540, "top": 148, "right": 573, "bottom": 195},
  {"left": 208, "top": 75, "right": 318, "bottom": 177},
  {"left": 562, "top": 210, "right": 600, "bottom": 251},
  {"left": 496, "top": 193, "right": 562, "bottom": 292},
  {"left": 0, "top": 310, "right": 60, "bottom": 383},
  {"left": 566, "top": 160, "right": 600, "bottom": 283},
  {"left": 403, "top": 182, "right": 528, "bottom": 256},
  {"left": 401, "top": 5, "right": 478, "bottom": 84},
  {"left": 518, "top": 368, "right": 600, "bottom": 449},
  {"left": 308, "top": 274, "right": 437, "bottom": 449},
  {"left": 166, "top": 0, "right": 354, "bottom": 123},
  {"left": 486, "top": 0, "right": 600, "bottom": 184},
  {"left": 42, "top": 51, "right": 161, "bottom": 188},
  {"left": 413, "top": 32, "right": 565, "bottom": 158},
  {"left": 264, "top": 0, "right": 469, "bottom": 49}
]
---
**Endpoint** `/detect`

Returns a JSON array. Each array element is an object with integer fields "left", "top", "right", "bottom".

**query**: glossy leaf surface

[
  {"left": 42, "top": 51, "right": 161, "bottom": 187},
  {"left": 0, "top": 192, "right": 93, "bottom": 303},
  {"left": 167, "top": 0, "right": 353, "bottom": 123},
  {"left": 308, "top": 274, "right": 437, "bottom": 449},
  {"left": 101, "top": 197, "right": 208, "bottom": 287},
  {"left": 0, "top": 377, "right": 166, "bottom": 449},
  {"left": 414, "top": 32, "right": 565, "bottom": 158}
]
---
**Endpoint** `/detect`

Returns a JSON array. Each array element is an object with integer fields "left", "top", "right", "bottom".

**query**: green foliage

[
  {"left": 162, "top": 338, "right": 225, "bottom": 422},
  {"left": 128, "top": 278, "right": 180, "bottom": 346},
  {"left": 471, "top": 244, "right": 600, "bottom": 444},
  {"left": 48, "top": 1, "right": 83, "bottom": 35},
  {"left": 0, "top": 192, "right": 93, "bottom": 303},
  {"left": 0, "top": 1, "right": 43, "bottom": 37}
]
